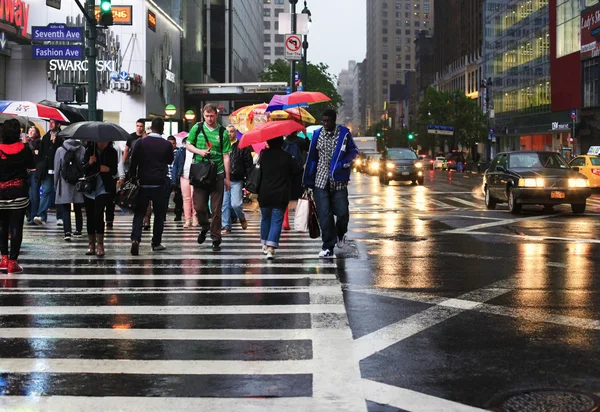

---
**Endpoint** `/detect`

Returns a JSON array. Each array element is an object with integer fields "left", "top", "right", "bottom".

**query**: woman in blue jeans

[{"left": 258, "top": 136, "right": 297, "bottom": 260}]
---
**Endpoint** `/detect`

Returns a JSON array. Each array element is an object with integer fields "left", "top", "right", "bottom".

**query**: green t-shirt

[{"left": 188, "top": 122, "right": 232, "bottom": 174}]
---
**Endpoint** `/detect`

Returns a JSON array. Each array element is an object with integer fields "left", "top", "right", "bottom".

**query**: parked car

[
  {"left": 569, "top": 155, "right": 600, "bottom": 188},
  {"left": 379, "top": 148, "right": 424, "bottom": 185},
  {"left": 482, "top": 151, "right": 591, "bottom": 214},
  {"left": 433, "top": 156, "right": 447, "bottom": 169}
]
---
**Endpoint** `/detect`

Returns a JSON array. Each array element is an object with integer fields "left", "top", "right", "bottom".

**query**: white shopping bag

[{"left": 294, "top": 198, "right": 310, "bottom": 232}]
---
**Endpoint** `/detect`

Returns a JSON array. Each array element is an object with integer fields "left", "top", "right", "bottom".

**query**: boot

[
  {"left": 0, "top": 255, "right": 8, "bottom": 272},
  {"left": 86, "top": 235, "right": 96, "bottom": 256},
  {"left": 96, "top": 234, "right": 105, "bottom": 257},
  {"left": 7, "top": 260, "right": 23, "bottom": 274},
  {"left": 283, "top": 207, "right": 291, "bottom": 230}
]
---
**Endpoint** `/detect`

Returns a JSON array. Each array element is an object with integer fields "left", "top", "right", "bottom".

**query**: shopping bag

[
  {"left": 308, "top": 191, "right": 320, "bottom": 239},
  {"left": 294, "top": 197, "right": 310, "bottom": 232}
]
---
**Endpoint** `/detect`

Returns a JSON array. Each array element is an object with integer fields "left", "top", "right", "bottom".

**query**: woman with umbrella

[{"left": 0, "top": 119, "right": 34, "bottom": 273}]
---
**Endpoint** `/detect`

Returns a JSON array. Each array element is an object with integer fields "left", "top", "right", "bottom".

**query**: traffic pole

[
  {"left": 289, "top": 0, "right": 298, "bottom": 93},
  {"left": 86, "top": 0, "right": 97, "bottom": 121}
]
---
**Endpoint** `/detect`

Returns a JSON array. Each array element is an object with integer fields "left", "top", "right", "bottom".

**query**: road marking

[
  {"left": 0, "top": 286, "right": 341, "bottom": 295},
  {"left": 363, "top": 379, "right": 486, "bottom": 412},
  {"left": 459, "top": 231, "right": 600, "bottom": 244},
  {"left": 547, "top": 262, "right": 567, "bottom": 268},
  {"left": 17, "top": 263, "right": 338, "bottom": 269},
  {"left": 448, "top": 196, "right": 482, "bottom": 208},
  {"left": 443, "top": 214, "right": 556, "bottom": 234},
  {"left": 437, "top": 252, "right": 503, "bottom": 260}
]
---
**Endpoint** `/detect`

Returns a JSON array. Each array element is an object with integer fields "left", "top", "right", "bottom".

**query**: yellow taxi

[{"left": 569, "top": 155, "right": 600, "bottom": 188}]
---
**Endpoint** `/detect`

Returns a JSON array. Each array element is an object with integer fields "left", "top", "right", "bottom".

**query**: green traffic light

[
  {"left": 376, "top": 132, "right": 381, "bottom": 137},
  {"left": 100, "top": 0, "right": 111, "bottom": 12},
  {"left": 408, "top": 133, "right": 414, "bottom": 140}
]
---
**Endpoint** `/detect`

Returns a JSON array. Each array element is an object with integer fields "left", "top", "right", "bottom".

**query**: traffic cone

[{"left": 283, "top": 207, "right": 291, "bottom": 230}]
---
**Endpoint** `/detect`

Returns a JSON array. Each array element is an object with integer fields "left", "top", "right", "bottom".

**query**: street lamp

[
  {"left": 184, "top": 110, "right": 196, "bottom": 131},
  {"left": 165, "top": 104, "right": 176, "bottom": 135},
  {"left": 301, "top": 1, "right": 312, "bottom": 91}
]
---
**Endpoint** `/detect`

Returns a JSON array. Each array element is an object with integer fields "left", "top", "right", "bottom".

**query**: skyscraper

[
  {"left": 263, "top": 0, "right": 287, "bottom": 68},
  {"left": 366, "top": 0, "right": 434, "bottom": 127}
]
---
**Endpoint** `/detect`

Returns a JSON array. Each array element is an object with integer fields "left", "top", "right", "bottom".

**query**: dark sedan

[
  {"left": 379, "top": 148, "right": 424, "bottom": 185},
  {"left": 482, "top": 151, "right": 591, "bottom": 214}
]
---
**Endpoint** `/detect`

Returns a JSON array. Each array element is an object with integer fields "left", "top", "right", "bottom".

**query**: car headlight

[
  {"left": 370, "top": 162, "right": 380, "bottom": 170},
  {"left": 386, "top": 162, "right": 395, "bottom": 169},
  {"left": 355, "top": 159, "right": 361, "bottom": 166},
  {"left": 518, "top": 178, "right": 545, "bottom": 187},
  {"left": 415, "top": 162, "right": 423, "bottom": 168},
  {"left": 568, "top": 178, "right": 589, "bottom": 188}
]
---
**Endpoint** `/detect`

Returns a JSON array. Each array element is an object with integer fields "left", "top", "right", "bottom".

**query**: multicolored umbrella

[
  {"left": 269, "top": 107, "right": 316, "bottom": 124},
  {"left": 298, "top": 125, "right": 322, "bottom": 140},
  {"left": 266, "top": 91, "right": 331, "bottom": 112},
  {"left": 239, "top": 120, "right": 305, "bottom": 149},
  {"left": 0, "top": 101, "right": 70, "bottom": 123},
  {"left": 229, "top": 103, "right": 269, "bottom": 134}
]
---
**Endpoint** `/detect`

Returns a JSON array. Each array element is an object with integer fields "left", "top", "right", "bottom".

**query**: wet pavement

[{"left": 1, "top": 169, "right": 600, "bottom": 411}]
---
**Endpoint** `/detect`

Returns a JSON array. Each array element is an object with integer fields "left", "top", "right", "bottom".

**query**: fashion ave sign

[{"left": 0, "top": 0, "right": 29, "bottom": 37}]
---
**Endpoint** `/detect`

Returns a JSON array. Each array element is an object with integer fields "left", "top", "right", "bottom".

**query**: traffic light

[
  {"left": 376, "top": 132, "right": 382, "bottom": 138},
  {"left": 408, "top": 133, "right": 414, "bottom": 140},
  {"left": 99, "top": 0, "right": 113, "bottom": 26}
]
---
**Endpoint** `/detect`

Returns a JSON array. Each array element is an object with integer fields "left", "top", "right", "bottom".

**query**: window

[
  {"left": 264, "top": 60, "right": 271, "bottom": 68},
  {"left": 383, "top": 28, "right": 388, "bottom": 34},
  {"left": 396, "top": 46, "right": 402, "bottom": 52},
  {"left": 405, "top": 54, "right": 411, "bottom": 60},
  {"left": 405, "top": 12, "right": 410, "bottom": 18},
  {"left": 383, "top": 54, "right": 388, "bottom": 60},
  {"left": 275, "top": 47, "right": 284, "bottom": 56},
  {"left": 275, "top": 8, "right": 284, "bottom": 17},
  {"left": 405, "top": 63, "right": 411, "bottom": 69},
  {"left": 413, "top": 3, "right": 420, "bottom": 10},
  {"left": 405, "top": 3, "right": 410, "bottom": 9},
  {"left": 424, "top": 4, "right": 430, "bottom": 11},
  {"left": 405, "top": 29, "right": 411, "bottom": 34},
  {"left": 383, "top": 20, "right": 388, "bottom": 26},
  {"left": 583, "top": 58, "right": 600, "bottom": 108},
  {"left": 571, "top": 157, "right": 586, "bottom": 167},
  {"left": 383, "top": 71, "right": 388, "bottom": 77},
  {"left": 275, "top": 21, "right": 279, "bottom": 30},
  {"left": 383, "top": 37, "right": 388, "bottom": 43},
  {"left": 275, "top": 34, "right": 284, "bottom": 43},
  {"left": 264, "top": 46, "right": 271, "bottom": 55},
  {"left": 396, "top": 63, "right": 402, "bottom": 68},
  {"left": 264, "top": 0, "right": 271, "bottom": 3},
  {"left": 414, "top": 21, "right": 420, "bottom": 27},
  {"left": 414, "top": 12, "right": 420, "bottom": 18},
  {"left": 396, "top": 29, "right": 402, "bottom": 34},
  {"left": 264, "top": 21, "right": 271, "bottom": 30},
  {"left": 264, "top": 33, "right": 271, "bottom": 43},
  {"left": 424, "top": 13, "right": 430, "bottom": 19},
  {"left": 383, "top": 63, "right": 388, "bottom": 68},
  {"left": 264, "top": 9, "right": 271, "bottom": 17}
]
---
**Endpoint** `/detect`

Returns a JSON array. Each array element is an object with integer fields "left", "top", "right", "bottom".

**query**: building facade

[
  {"left": 263, "top": 0, "right": 287, "bottom": 68},
  {"left": 366, "top": 0, "right": 433, "bottom": 127},
  {"left": 337, "top": 61, "right": 357, "bottom": 132},
  {"left": 415, "top": 30, "right": 434, "bottom": 99}
]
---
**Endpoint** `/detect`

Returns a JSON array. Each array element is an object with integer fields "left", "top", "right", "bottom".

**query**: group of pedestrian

[{"left": 0, "top": 103, "right": 358, "bottom": 272}]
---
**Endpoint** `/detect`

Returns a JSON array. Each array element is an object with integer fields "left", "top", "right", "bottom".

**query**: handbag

[
  {"left": 307, "top": 191, "right": 320, "bottom": 239},
  {"left": 189, "top": 123, "right": 223, "bottom": 190},
  {"left": 245, "top": 156, "right": 262, "bottom": 194},
  {"left": 115, "top": 179, "right": 139, "bottom": 211},
  {"left": 294, "top": 193, "right": 310, "bottom": 232}
]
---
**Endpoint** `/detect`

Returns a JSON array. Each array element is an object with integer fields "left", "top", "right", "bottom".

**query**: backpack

[
  {"left": 284, "top": 141, "right": 305, "bottom": 170},
  {"left": 61, "top": 149, "right": 84, "bottom": 184}
]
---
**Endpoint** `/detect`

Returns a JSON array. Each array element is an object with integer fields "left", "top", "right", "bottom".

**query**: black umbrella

[
  {"left": 57, "top": 121, "right": 130, "bottom": 142},
  {"left": 38, "top": 100, "right": 86, "bottom": 124}
]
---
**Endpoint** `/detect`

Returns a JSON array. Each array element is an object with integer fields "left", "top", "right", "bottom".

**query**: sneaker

[
  {"left": 240, "top": 219, "right": 248, "bottom": 230},
  {"left": 192, "top": 216, "right": 199, "bottom": 227},
  {"left": 56, "top": 219, "right": 63, "bottom": 226},
  {"left": 64, "top": 233, "right": 71, "bottom": 241},
  {"left": 72, "top": 231, "right": 83, "bottom": 238},
  {"left": 183, "top": 220, "right": 191, "bottom": 228},
  {"left": 130, "top": 240, "right": 140, "bottom": 256},
  {"left": 212, "top": 241, "right": 222, "bottom": 252},
  {"left": 197, "top": 230, "right": 208, "bottom": 245},
  {"left": 222, "top": 227, "right": 231, "bottom": 234},
  {"left": 152, "top": 244, "right": 166, "bottom": 251},
  {"left": 266, "top": 249, "right": 275, "bottom": 260},
  {"left": 337, "top": 235, "right": 347, "bottom": 249},
  {"left": 318, "top": 249, "right": 336, "bottom": 259},
  {"left": 7, "top": 260, "right": 23, "bottom": 274},
  {"left": 262, "top": 244, "right": 268, "bottom": 255},
  {"left": 33, "top": 217, "right": 45, "bottom": 226}
]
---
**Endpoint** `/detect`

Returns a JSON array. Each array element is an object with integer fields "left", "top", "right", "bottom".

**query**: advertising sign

[
  {"left": 94, "top": 5, "right": 132, "bottom": 25},
  {"left": 147, "top": 10, "right": 156, "bottom": 31},
  {"left": 0, "top": 0, "right": 30, "bottom": 37},
  {"left": 581, "top": 5, "right": 600, "bottom": 59},
  {"left": 32, "top": 24, "right": 83, "bottom": 42}
]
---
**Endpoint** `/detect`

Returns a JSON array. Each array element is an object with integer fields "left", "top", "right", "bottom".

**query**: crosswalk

[{"left": 0, "top": 214, "right": 363, "bottom": 411}]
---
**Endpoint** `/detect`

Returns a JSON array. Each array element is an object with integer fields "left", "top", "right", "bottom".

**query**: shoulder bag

[{"left": 245, "top": 153, "right": 262, "bottom": 194}]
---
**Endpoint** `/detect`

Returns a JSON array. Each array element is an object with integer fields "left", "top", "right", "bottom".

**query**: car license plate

[
  {"left": 551, "top": 191, "right": 565, "bottom": 199},
  {"left": 402, "top": 172, "right": 409, "bottom": 176}
]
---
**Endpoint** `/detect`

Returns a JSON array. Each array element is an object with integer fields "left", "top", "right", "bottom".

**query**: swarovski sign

[
  {"left": 551, "top": 122, "right": 570, "bottom": 131},
  {"left": 49, "top": 59, "right": 117, "bottom": 72}
]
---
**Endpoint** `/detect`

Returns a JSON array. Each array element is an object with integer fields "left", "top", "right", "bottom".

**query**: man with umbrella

[{"left": 34, "top": 120, "right": 64, "bottom": 226}]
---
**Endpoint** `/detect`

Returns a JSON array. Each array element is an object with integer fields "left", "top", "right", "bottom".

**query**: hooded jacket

[
  {"left": 0, "top": 141, "right": 34, "bottom": 209},
  {"left": 54, "top": 139, "right": 85, "bottom": 205}
]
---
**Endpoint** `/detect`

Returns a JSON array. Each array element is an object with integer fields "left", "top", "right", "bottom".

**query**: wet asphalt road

[{"left": 2, "top": 169, "right": 600, "bottom": 411}]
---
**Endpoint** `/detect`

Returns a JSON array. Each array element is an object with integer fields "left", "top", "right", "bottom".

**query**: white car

[{"left": 433, "top": 157, "right": 447, "bottom": 169}]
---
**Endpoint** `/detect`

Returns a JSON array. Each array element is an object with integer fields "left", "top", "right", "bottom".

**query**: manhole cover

[{"left": 492, "top": 390, "right": 600, "bottom": 412}]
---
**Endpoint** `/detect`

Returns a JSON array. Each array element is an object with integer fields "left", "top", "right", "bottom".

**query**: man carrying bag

[{"left": 186, "top": 104, "right": 232, "bottom": 252}]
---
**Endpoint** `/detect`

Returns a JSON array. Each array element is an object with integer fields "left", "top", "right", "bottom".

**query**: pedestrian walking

[
  {"left": 23, "top": 126, "right": 42, "bottom": 224},
  {"left": 129, "top": 117, "right": 173, "bottom": 255},
  {"left": 166, "top": 136, "right": 183, "bottom": 222},
  {"left": 186, "top": 104, "right": 232, "bottom": 252},
  {"left": 172, "top": 138, "right": 197, "bottom": 228},
  {"left": 282, "top": 131, "right": 310, "bottom": 230},
  {"left": 303, "top": 109, "right": 358, "bottom": 258},
  {"left": 0, "top": 119, "right": 34, "bottom": 273},
  {"left": 221, "top": 125, "right": 252, "bottom": 233},
  {"left": 82, "top": 141, "right": 118, "bottom": 257},
  {"left": 53, "top": 137, "right": 85, "bottom": 241},
  {"left": 34, "top": 120, "right": 64, "bottom": 226},
  {"left": 258, "top": 136, "right": 298, "bottom": 260},
  {"left": 123, "top": 119, "right": 145, "bottom": 179},
  {"left": 104, "top": 141, "right": 125, "bottom": 230}
]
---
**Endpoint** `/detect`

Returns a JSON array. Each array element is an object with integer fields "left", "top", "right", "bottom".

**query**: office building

[
  {"left": 366, "top": 0, "right": 433, "bottom": 127},
  {"left": 263, "top": 0, "right": 287, "bottom": 68},
  {"left": 415, "top": 30, "right": 434, "bottom": 99},
  {"left": 338, "top": 61, "right": 357, "bottom": 132}
]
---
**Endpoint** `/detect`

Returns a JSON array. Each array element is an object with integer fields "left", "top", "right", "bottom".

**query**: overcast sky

[{"left": 303, "top": 0, "right": 366, "bottom": 79}]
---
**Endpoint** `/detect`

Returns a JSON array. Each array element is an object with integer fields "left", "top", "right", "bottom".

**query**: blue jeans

[
  {"left": 313, "top": 187, "right": 350, "bottom": 252},
  {"left": 260, "top": 207, "right": 285, "bottom": 248},
  {"left": 27, "top": 172, "right": 40, "bottom": 222},
  {"left": 222, "top": 180, "right": 245, "bottom": 228},
  {"left": 37, "top": 175, "right": 54, "bottom": 222}
]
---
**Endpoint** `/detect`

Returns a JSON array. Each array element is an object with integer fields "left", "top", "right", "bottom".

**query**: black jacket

[
  {"left": 0, "top": 142, "right": 34, "bottom": 201},
  {"left": 258, "top": 147, "right": 299, "bottom": 209},
  {"left": 130, "top": 134, "right": 174, "bottom": 186},
  {"left": 38, "top": 130, "right": 64, "bottom": 178},
  {"left": 83, "top": 144, "right": 118, "bottom": 195},
  {"left": 229, "top": 141, "right": 254, "bottom": 182}
]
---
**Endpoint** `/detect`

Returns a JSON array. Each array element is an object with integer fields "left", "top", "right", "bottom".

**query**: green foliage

[
  {"left": 259, "top": 59, "right": 344, "bottom": 117},
  {"left": 417, "top": 86, "right": 486, "bottom": 149}
]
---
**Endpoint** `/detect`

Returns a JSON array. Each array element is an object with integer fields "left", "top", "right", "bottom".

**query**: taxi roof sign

[{"left": 588, "top": 146, "right": 600, "bottom": 155}]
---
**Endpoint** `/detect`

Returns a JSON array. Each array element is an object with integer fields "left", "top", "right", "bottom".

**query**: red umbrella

[{"left": 239, "top": 120, "right": 305, "bottom": 149}]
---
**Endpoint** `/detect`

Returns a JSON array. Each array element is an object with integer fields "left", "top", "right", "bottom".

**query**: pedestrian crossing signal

[{"left": 99, "top": 0, "right": 113, "bottom": 26}]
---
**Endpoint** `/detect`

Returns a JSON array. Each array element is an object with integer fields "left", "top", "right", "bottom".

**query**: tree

[
  {"left": 260, "top": 59, "right": 343, "bottom": 117},
  {"left": 417, "top": 86, "right": 486, "bottom": 157}
]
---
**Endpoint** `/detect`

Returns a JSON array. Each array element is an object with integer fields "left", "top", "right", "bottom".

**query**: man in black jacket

[
  {"left": 221, "top": 125, "right": 253, "bottom": 233},
  {"left": 33, "top": 120, "right": 63, "bottom": 226},
  {"left": 129, "top": 117, "right": 174, "bottom": 255},
  {"left": 24, "top": 126, "right": 42, "bottom": 224}
]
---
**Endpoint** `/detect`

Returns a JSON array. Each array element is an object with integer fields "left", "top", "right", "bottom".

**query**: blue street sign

[
  {"left": 32, "top": 24, "right": 83, "bottom": 42},
  {"left": 286, "top": 86, "right": 291, "bottom": 95},
  {"left": 571, "top": 110, "right": 577, "bottom": 119},
  {"left": 0, "top": 32, "right": 6, "bottom": 50},
  {"left": 32, "top": 45, "right": 83, "bottom": 59},
  {"left": 119, "top": 71, "right": 128, "bottom": 80},
  {"left": 294, "top": 71, "right": 301, "bottom": 83},
  {"left": 297, "top": 85, "right": 304, "bottom": 91}
]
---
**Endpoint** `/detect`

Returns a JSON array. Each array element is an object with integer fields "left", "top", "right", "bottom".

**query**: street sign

[
  {"left": 46, "top": 0, "right": 61, "bottom": 9},
  {"left": 0, "top": 33, "right": 6, "bottom": 50},
  {"left": 32, "top": 24, "right": 83, "bottom": 42},
  {"left": 285, "top": 34, "right": 302, "bottom": 61},
  {"left": 427, "top": 125, "right": 454, "bottom": 135},
  {"left": 32, "top": 45, "right": 83, "bottom": 59},
  {"left": 571, "top": 110, "right": 577, "bottom": 119},
  {"left": 96, "top": 30, "right": 107, "bottom": 48}
]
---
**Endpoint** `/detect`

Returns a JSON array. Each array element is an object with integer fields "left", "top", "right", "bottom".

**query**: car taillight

[
  {"left": 448, "top": 160, "right": 453, "bottom": 164},
  {"left": 592, "top": 168, "right": 600, "bottom": 176}
]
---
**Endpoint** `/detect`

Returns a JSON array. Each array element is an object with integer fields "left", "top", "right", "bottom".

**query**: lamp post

[
  {"left": 165, "top": 104, "right": 177, "bottom": 135},
  {"left": 289, "top": 0, "right": 298, "bottom": 92},
  {"left": 184, "top": 110, "right": 196, "bottom": 131},
  {"left": 301, "top": 1, "right": 312, "bottom": 91}
]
